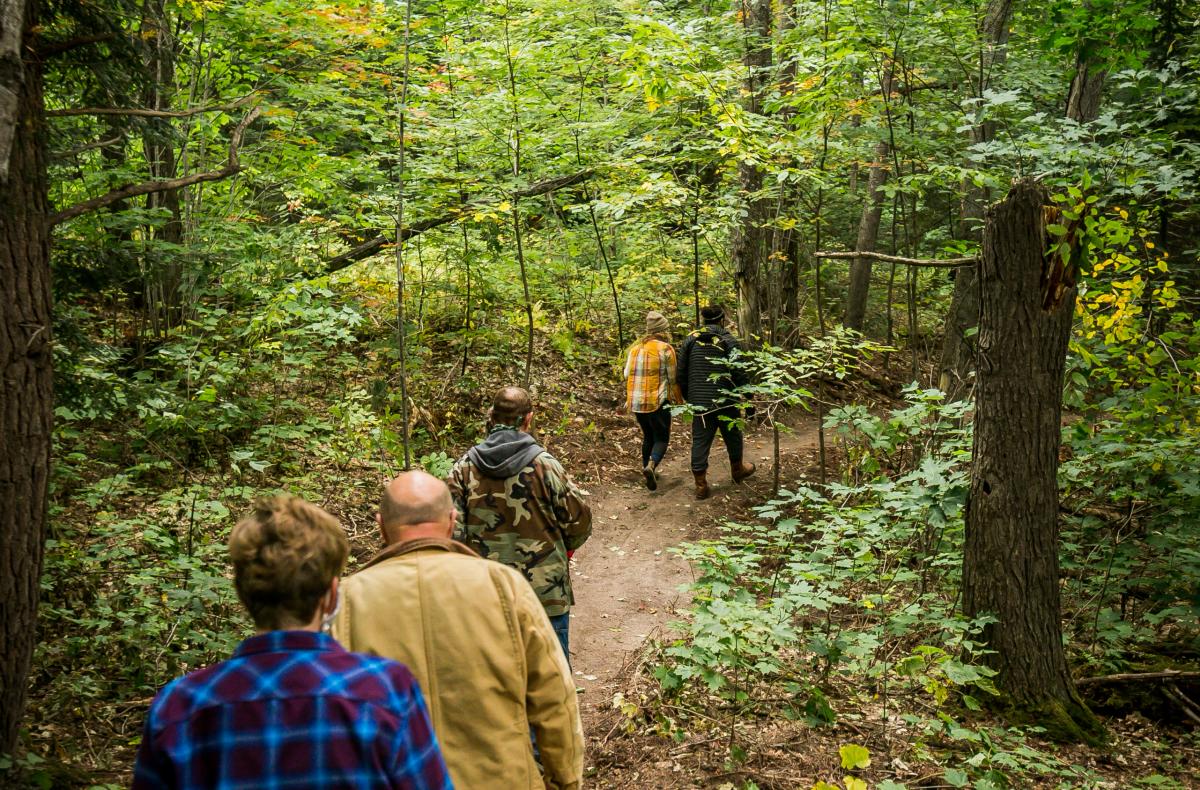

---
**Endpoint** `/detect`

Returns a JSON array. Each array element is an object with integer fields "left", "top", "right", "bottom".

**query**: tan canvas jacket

[{"left": 332, "top": 537, "right": 583, "bottom": 790}]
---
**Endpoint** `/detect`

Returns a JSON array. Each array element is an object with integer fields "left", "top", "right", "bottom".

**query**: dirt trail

[{"left": 568, "top": 419, "right": 819, "bottom": 709}]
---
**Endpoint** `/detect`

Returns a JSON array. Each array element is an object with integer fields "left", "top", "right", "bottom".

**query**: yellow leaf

[{"left": 845, "top": 778, "right": 868, "bottom": 790}]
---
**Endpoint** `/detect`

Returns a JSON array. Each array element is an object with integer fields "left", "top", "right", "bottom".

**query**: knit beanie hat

[
  {"left": 645, "top": 311, "right": 669, "bottom": 336},
  {"left": 701, "top": 305, "right": 725, "bottom": 324}
]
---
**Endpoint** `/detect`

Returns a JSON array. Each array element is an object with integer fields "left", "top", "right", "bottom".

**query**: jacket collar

[
  {"left": 232, "top": 629, "right": 340, "bottom": 658},
  {"left": 360, "top": 536, "right": 480, "bottom": 572}
]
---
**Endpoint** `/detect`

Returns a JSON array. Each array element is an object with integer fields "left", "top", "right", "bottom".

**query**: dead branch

[
  {"left": 815, "top": 250, "right": 977, "bottom": 268},
  {"left": 322, "top": 168, "right": 595, "bottom": 274},
  {"left": 1075, "top": 670, "right": 1200, "bottom": 687},
  {"left": 1163, "top": 684, "right": 1200, "bottom": 726},
  {"left": 49, "top": 106, "right": 261, "bottom": 226},
  {"left": 46, "top": 94, "right": 255, "bottom": 119},
  {"left": 52, "top": 133, "right": 125, "bottom": 160}
]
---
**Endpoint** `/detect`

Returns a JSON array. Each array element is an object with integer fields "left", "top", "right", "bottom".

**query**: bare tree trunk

[
  {"left": 843, "top": 53, "right": 896, "bottom": 333},
  {"left": 503, "top": 0, "right": 533, "bottom": 384},
  {"left": 1066, "top": 57, "right": 1105, "bottom": 123},
  {"left": 142, "top": 0, "right": 184, "bottom": 333},
  {"left": 775, "top": 0, "right": 801, "bottom": 332},
  {"left": 0, "top": 0, "right": 52, "bottom": 756},
  {"left": 843, "top": 135, "right": 890, "bottom": 332},
  {"left": 961, "top": 180, "right": 1104, "bottom": 744},
  {"left": 939, "top": 0, "right": 1013, "bottom": 398},
  {"left": 732, "top": 0, "right": 771, "bottom": 344},
  {"left": 394, "top": 0, "right": 413, "bottom": 470}
]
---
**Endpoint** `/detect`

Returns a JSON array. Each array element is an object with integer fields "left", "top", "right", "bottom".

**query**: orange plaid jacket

[{"left": 623, "top": 336, "right": 682, "bottom": 413}]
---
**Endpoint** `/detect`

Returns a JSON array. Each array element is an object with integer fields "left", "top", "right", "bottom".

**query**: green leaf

[
  {"left": 839, "top": 743, "right": 871, "bottom": 770},
  {"left": 944, "top": 767, "right": 970, "bottom": 787}
]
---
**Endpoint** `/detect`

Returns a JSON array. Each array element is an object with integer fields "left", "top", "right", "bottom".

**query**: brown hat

[{"left": 645, "top": 311, "right": 669, "bottom": 336}]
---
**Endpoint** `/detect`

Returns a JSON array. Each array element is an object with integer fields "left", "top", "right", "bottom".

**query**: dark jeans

[
  {"left": 533, "top": 612, "right": 572, "bottom": 759},
  {"left": 634, "top": 406, "right": 672, "bottom": 467},
  {"left": 690, "top": 406, "right": 744, "bottom": 472},
  {"left": 548, "top": 612, "right": 570, "bottom": 667}
]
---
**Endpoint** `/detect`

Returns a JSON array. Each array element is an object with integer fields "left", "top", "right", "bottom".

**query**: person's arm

[
  {"left": 386, "top": 666, "right": 454, "bottom": 789},
  {"left": 516, "top": 576, "right": 584, "bottom": 790},
  {"left": 621, "top": 344, "right": 635, "bottom": 412},
  {"left": 664, "top": 344, "right": 682, "bottom": 405},
  {"left": 446, "top": 457, "right": 470, "bottom": 542},
  {"left": 541, "top": 455, "right": 591, "bottom": 551},
  {"left": 677, "top": 335, "right": 692, "bottom": 402}
]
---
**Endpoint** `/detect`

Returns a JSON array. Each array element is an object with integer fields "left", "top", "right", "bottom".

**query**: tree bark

[
  {"left": 843, "top": 134, "right": 890, "bottom": 333},
  {"left": 141, "top": 0, "right": 185, "bottom": 333},
  {"left": 843, "top": 55, "right": 896, "bottom": 333},
  {"left": 731, "top": 0, "right": 771, "bottom": 344},
  {"left": 0, "top": 0, "right": 51, "bottom": 756},
  {"left": 1066, "top": 58, "right": 1105, "bottom": 124},
  {"left": 961, "top": 180, "right": 1104, "bottom": 744},
  {"left": 0, "top": 0, "right": 25, "bottom": 184}
]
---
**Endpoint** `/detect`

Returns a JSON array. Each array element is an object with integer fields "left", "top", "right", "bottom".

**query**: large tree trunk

[
  {"left": 938, "top": 0, "right": 1013, "bottom": 398},
  {"left": 0, "top": 0, "right": 52, "bottom": 757},
  {"left": 732, "top": 0, "right": 771, "bottom": 344},
  {"left": 961, "top": 180, "right": 1104, "bottom": 744}
]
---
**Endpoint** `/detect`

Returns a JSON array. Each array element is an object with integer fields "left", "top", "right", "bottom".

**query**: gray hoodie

[{"left": 466, "top": 427, "right": 546, "bottom": 479}]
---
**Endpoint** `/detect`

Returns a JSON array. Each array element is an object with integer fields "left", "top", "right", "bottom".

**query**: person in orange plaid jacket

[{"left": 621, "top": 311, "right": 683, "bottom": 491}]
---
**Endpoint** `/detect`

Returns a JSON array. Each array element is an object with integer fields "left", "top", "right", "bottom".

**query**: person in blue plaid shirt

[{"left": 132, "top": 495, "right": 452, "bottom": 789}]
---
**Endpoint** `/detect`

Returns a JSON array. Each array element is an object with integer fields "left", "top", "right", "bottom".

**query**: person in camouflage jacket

[{"left": 448, "top": 386, "right": 592, "bottom": 663}]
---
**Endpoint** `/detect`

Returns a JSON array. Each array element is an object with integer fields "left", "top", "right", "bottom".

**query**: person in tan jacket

[{"left": 332, "top": 470, "right": 583, "bottom": 790}]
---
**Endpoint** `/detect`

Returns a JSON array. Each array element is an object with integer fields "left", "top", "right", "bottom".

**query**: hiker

[
  {"left": 133, "top": 495, "right": 451, "bottom": 790},
  {"left": 447, "top": 386, "right": 592, "bottom": 663},
  {"left": 333, "top": 471, "right": 583, "bottom": 790},
  {"left": 678, "top": 304, "right": 756, "bottom": 500},
  {"left": 621, "top": 310, "right": 683, "bottom": 491}
]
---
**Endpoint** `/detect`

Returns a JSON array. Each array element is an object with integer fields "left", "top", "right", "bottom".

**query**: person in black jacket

[{"left": 677, "top": 305, "right": 755, "bottom": 499}]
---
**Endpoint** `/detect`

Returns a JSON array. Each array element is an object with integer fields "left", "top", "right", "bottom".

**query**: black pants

[
  {"left": 690, "top": 406, "right": 744, "bottom": 472},
  {"left": 634, "top": 406, "right": 672, "bottom": 467}
]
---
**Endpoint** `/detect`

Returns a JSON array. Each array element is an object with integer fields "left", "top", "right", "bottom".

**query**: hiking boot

[
  {"left": 731, "top": 461, "right": 756, "bottom": 484},
  {"left": 693, "top": 470, "right": 710, "bottom": 500},
  {"left": 642, "top": 462, "right": 658, "bottom": 491}
]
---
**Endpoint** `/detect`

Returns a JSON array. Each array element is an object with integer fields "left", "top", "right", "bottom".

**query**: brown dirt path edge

[{"left": 567, "top": 418, "right": 820, "bottom": 734}]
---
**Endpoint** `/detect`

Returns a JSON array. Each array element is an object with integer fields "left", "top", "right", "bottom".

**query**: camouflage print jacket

[{"left": 447, "top": 426, "right": 592, "bottom": 618}]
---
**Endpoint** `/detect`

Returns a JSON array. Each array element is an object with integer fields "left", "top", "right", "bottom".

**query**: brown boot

[
  {"left": 731, "top": 461, "right": 756, "bottom": 484},
  {"left": 692, "top": 470, "right": 710, "bottom": 500}
]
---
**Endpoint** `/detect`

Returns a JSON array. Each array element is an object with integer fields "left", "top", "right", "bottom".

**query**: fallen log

[
  {"left": 814, "top": 250, "right": 977, "bottom": 268},
  {"left": 1075, "top": 670, "right": 1200, "bottom": 687}
]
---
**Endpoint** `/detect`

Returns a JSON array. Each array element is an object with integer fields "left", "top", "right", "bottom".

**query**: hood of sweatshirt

[{"left": 467, "top": 428, "right": 546, "bottom": 479}]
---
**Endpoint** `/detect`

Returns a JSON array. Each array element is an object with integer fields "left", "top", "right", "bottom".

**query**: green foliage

[
  {"left": 1058, "top": 206, "right": 1200, "bottom": 673},
  {"left": 656, "top": 389, "right": 991, "bottom": 721}
]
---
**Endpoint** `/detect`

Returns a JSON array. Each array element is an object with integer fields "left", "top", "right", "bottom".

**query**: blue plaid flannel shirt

[{"left": 133, "top": 630, "right": 452, "bottom": 789}]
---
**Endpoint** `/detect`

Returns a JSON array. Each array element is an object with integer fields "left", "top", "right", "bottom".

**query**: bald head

[
  {"left": 379, "top": 470, "right": 455, "bottom": 544},
  {"left": 488, "top": 386, "right": 533, "bottom": 429}
]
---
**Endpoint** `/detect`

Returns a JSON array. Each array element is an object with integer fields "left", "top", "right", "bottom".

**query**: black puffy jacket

[{"left": 678, "top": 324, "right": 748, "bottom": 409}]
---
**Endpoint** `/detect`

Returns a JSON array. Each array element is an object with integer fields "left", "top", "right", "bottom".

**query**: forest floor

[
  {"left": 569, "top": 416, "right": 821, "bottom": 714},
  {"left": 569, "top": 415, "right": 825, "bottom": 785}
]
